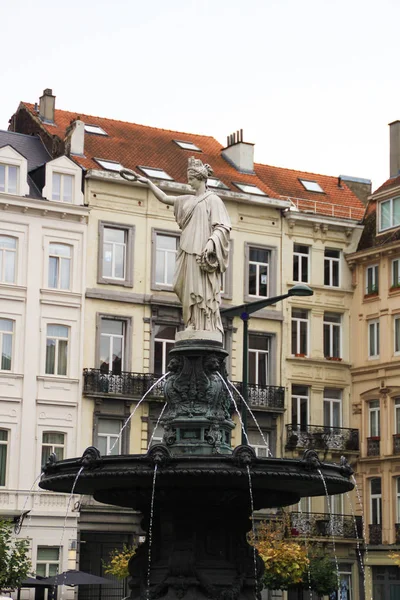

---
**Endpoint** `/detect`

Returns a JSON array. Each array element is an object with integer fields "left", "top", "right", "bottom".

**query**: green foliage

[
  {"left": 307, "top": 548, "right": 338, "bottom": 596},
  {"left": 102, "top": 544, "right": 136, "bottom": 580},
  {"left": 0, "top": 519, "right": 31, "bottom": 592}
]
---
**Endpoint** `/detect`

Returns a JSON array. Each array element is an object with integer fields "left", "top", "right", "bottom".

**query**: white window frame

[
  {"left": 369, "top": 400, "right": 380, "bottom": 437},
  {"left": 396, "top": 477, "right": 400, "bottom": 523},
  {"left": 248, "top": 247, "right": 269, "bottom": 297},
  {"left": 36, "top": 547, "right": 60, "bottom": 578},
  {"left": 45, "top": 324, "right": 69, "bottom": 376},
  {"left": 52, "top": 172, "right": 74, "bottom": 203},
  {"left": 394, "top": 316, "right": 400, "bottom": 355},
  {"left": 392, "top": 258, "right": 400, "bottom": 288},
  {"left": 0, "top": 145, "right": 29, "bottom": 197},
  {"left": 365, "top": 264, "right": 379, "bottom": 295},
  {"left": 395, "top": 399, "right": 400, "bottom": 435},
  {"left": 324, "top": 248, "right": 341, "bottom": 287},
  {"left": 323, "top": 389, "right": 342, "bottom": 429},
  {"left": 368, "top": 319, "right": 380, "bottom": 359},
  {"left": 0, "top": 163, "right": 19, "bottom": 195},
  {"left": 99, "top": 319, "right": 125, "bottom": 374},
  {"left": 102, "top": 227, "right": 127, "bottom": 281},
  {"left": 139, "top": 166, "right": 173, "bottom": 180},
  {"left": 0, "top": 235, "right": 17, "bottom": 284},
  {"left": 48, "top": 243, "right": 72, "bottom": 290},
  {"left": 248, "top": 336, "right": 270, "bottom": 386},
  {"left": 293, "top": 244, "right": 310, "bottom": 283},
  {"left": 323, "top": 312, "right": 342, "bottom": 359},
  {"left": 379, "top": 197, "right": 400, "bottom": 231},
  {"left": 154, "top": 326, "right": 176, "bottom": 375},
  {"left": 370, "top": 478, "right": 382, "bottom": 525},
  {"left": 291, "top": 386, "right": 309, "bottom": 431},
  {"left": 0, "top": 429, "right": 9, "bottom": 487},
  {"left": 43, "top": 156, "right": 83, "bottom": 206},
  {"left": 154, "top": 232, "right": 179, "bottom": 288},
  {"left": 291, "top": 309, "right": 309, "bottom": 356},
  {"left": 0, "top": 318, "right": 13, "bottom": 372},
  {"left": 97, "top": 418, "right": 123, "bottom": 455},
  {"left": 41, "top": 431, "right": 65, "bottom": 466}
]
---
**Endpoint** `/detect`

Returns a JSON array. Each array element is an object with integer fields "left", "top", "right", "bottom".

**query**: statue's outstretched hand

[{"left": 120, "top": 168, "right": 149, "bottom": 185}]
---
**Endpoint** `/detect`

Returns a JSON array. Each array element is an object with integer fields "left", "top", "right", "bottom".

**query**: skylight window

[
  {"left": 299, "top": 179, "right": 324, "bottom": 193},
  {"left": 95, "top": 158, "right": 124, "bottom": 172},
  {"left": 139, "top": 166, "right": 173, "bottom": 180},
  {"left": 85, "top": 124, "right": 107, "bottom": 136},
  {"left": 207, "top": 177, "right": 229, "bottom": 190},
  {"left": 174, "top": 140, "right": 202, "bottom": 151},
  {"left": 234, "top": 182, "right": 267, "bottom": 196}
]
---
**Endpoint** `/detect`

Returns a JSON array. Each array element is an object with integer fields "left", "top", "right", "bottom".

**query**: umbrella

[
  {"left": 19, "top": 577, "right": 52, "bottom": 587},
  {"left": 44, "top": 570, "right": 113, "bottom": 586}
]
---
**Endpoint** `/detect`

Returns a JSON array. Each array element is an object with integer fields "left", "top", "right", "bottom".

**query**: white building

[{"left": 0, "top": 129, "right": 88, "bottom": 592}]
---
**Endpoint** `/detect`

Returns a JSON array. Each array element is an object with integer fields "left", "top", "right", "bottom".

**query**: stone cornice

[{"left": 0, "top": 193, "right": 89, "bottom": 223}]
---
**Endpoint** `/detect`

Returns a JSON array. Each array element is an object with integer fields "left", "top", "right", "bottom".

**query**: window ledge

[
  {"left": 40, "top": 288, "right": 82, "bottom": 298},
  {"left": 97, "top": 277, "right": 133, "bottom": 288},
  {"left": 0, "top": 371, "right": 23, "bottom": 379},
  {"left": 325, "top": 357, "right": 343, "bottom": 362},
  {"left": 389, "top": 286, "right": 400, "bottom": 295},
  {"left": 37, "top": 375, "right": 80, "bottom": 383},
  {"left": 151, "top": 284, "right": 175, "bottom": 293},
  {"left": 364, "top": 292, "right": 380, "bottom": 301}
]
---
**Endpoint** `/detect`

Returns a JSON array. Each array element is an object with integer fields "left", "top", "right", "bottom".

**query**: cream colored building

[{"left": 0, "top": 127, "right": 88, "bottom": 595}]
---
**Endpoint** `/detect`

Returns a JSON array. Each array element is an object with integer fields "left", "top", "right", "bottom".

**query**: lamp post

[{"left": 221, "top": 284, "right": 313, "bottom": 444}]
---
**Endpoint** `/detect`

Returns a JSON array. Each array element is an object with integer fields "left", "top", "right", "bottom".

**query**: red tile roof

[
  {"left": 20, "top": 102, "right": 365, "bottom": 220},
  {"left": 373, "top": 174, "right": 400, "bottom": 194}
]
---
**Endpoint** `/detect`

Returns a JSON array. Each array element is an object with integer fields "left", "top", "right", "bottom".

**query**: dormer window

[
  {"left": 52, "top": 173, "right": 73, "bottom": 203},
  {"left": 379, "top": 197, "right": 400, "bottom": 231},
  {"left": 0, "top": 164, "right": 18, "bottom": 195},
  {"left": 234, "top": 182, "right": 266, "bottom": 196},
  {"left": 138, "top": 166, "right": 173, "bottom": 181},
  {"left": 207, "top": 177, "right": 229, "bottom": 190},
  {"left": 299, "top": 179, "right": 324, "bottom": 193}
]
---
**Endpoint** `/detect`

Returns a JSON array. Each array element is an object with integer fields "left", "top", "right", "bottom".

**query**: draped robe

[{"left": 173, "top": 191, "right": 231, "bottom": 334}]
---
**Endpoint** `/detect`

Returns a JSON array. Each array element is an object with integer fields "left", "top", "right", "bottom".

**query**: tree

[
  {"left": 0, "top": 519, "right": 31, "bottom": 592},
  {"left": 103, "top": 544, "right": 137, "bottom": 580}
]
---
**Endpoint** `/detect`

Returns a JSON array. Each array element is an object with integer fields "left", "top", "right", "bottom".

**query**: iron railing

[
  {"left": 367, "top": 437, "right": 380, "bottom": 456},
  {"left": 369, "top": 523, "right": 382, "bottom": 545},
  {"left": 285, "top": 424, "right": 360, "bottom": 452},
  {"left": 82, "top": 369, "right": 285, "bottom": 410},
  {"left": 393, "top": 435, "right": 400, "bottom": 455},
  {"left": 289, "top": 512, "right": 363, "bottom": 540}
]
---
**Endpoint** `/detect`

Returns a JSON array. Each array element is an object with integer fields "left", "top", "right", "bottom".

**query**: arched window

[{"left": 48, "top": 243, "right": 71, "bottom": 290}]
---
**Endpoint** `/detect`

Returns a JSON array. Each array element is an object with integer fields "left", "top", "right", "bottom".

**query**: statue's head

[{"left": 187, "top": 156, "right": 213, "bottom": 187}]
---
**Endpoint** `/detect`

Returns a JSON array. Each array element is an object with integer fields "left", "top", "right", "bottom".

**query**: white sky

[{"left": 2, "top": 0, "right": 399, "bottom": 192}]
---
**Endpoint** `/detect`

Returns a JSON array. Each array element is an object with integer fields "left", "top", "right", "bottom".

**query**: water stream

[
  {"left": 147, "top": 464, "right": 158, "bottom": 599},
  {"left": 228, "top": 380, "right": 272, "bottom": 456},
  {"left": 297, "top": 505, "right": 313, "bottom": 599},
  {"left": 147, "top": 402, "right": 167, "bottom": 450},
  {"left": 352, "top": 474, "right": 373, "bottom": 600},
  {"left": 346, "top": 491, "right": 367, "bottom": 599},
  {"left": 15, "top": 472, "right": 44, "bottom": 534},
  {"left": 217, "top": 373, "right": 250, "bottom": 445},
  {"left": 108, "top": 372, "right": 170, "bottom": 455},
  {"left": 246, "top": 465, "right": 258, "bottom": 600},
  {"left": 317, "top": 469, "right": 341, "bottom": 592}
]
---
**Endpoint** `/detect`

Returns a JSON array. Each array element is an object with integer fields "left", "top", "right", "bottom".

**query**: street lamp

[{"left": 221, "top": 284, "right": 313, "bottom": 444}]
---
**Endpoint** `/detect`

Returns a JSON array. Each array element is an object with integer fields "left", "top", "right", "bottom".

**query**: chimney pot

[
  {"left": 39, "top": 88, "right": 55, "bottom": 123},
  {"left": 222, "top": 129, "right": 254, "bottom": 173}
]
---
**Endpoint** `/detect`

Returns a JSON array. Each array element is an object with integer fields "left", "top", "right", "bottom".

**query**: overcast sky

[{"left": 2, "top": 0, "right": 399, "bottom": 191}]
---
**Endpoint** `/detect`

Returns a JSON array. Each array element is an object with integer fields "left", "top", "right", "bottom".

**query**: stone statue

[{"left": 121, "top": 158, "right": 231, "bottom": 336}]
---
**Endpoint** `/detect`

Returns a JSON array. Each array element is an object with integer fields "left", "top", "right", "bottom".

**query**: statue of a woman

[{"left": 121, "top": 158, "right": 231, "bottom": 335}]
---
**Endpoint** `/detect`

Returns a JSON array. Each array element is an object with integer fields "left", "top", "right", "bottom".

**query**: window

[
  {"left": 36, "top": 547, "right": 60, "bottom": 577},
  {"left": 95, "top": 158, "right": 124, "bottom": 172},
  {"left": 299, "top": 179, "right": 324, "bottom": 193},
  {"left": 97, "top": 418, "right": 123, "bottom": 456},
  {"left": 155, "top": 233, "right": 179, "bottom": 287},
  {"left": 331, "top": 565, "right": 353, "bottom": 600},
  {"left": 291, "top": 309, "right": 309, "bottom": 356},
  {"left": 370, "top": 478, "right": 382, "bottom": 525},
  {"left": 0, "top": 235, "right": 17, "bottom": 283},
  {"left": 98, "top": 222, "right": 134, "bottom": 286},
  {"left": 248, "top": 247, "right": 269, "bottom": 297},
  {"left": 366, "top": 264, "right": 379, "bottom": 295},
  {"left": 84, "top": 124, "right": 107, "bottom": 135},
  {"left": 324, "top": 248, "right": 340, "bottom": 287},
  {"left": 0, "top": 430, "right": 8, "bottom": 486},
  {"left": 368, "top": 319, "right": 380, "bottom": 358},
  {"left": 52, "top": 173, "right": 73, "bottom": 203},
  {"left": 41, "top": 432, "right": 65, "bottom": 466},
  {"left": 249, "top": 335, "right": 270, "bottom": 385},
  {"left": 174, "top": 140, "right": 201, "bottom": 151},
  {"left": 0, "top": 319, "right": 13, "bottom": 371},
  {"left": 379, "top": 197, "right": 400, "bottom": 231},
  {"left": 293, "top": 244, "right": 309, "bottom": 283},
  {"left": 0, "top": 163, "right": 18, "bottom": 194},
  {"left": 395, "top": 399, "right": 400, "bottom": 434},
  {"left": 392, "top": 258, "right": 400, "bottom": 288},
  {"left": 291, "top": 385, "right": 309, "bottom": 431},
  {"left": 154, "top": 325, "right": 176, "bottom": 375},
  {"left": 48, "top": 243, "right": 71, "bottom": 290},
  {"left": 395, "top": 317, "right": 400, "bottom": 354},
  {"left": 45, "top": 324, "right": 69, "bottom": 376},
  {"left": 99, "top": 319, "right": 125, "bottom": 374},
  {"left": 139, "top": 166, "right": 173, "bottom": 180},
  {"left": 234, "top": 182, "right": 266, "bottom": 196},
  {"left": 323, "top": 389, "right": 342, "bottom": 429},
  {"left": 323, "top": 312, "right": 341, "bottom": 359},
  {"left": 248, "top": 430, "right": 270, "bottom": 457},
  {"left": 328, "top": 493, "right": 343, "bottom": 515},
  {"left": 207, "top": 177, "right": 229, "bottom": 190},
  {"left": 369, "top": 400, "right": 380, "bottom": 437}
]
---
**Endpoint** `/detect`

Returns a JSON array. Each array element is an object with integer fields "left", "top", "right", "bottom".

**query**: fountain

[{"left": 39, "top": 157, "right": 355, "bottom": 600}]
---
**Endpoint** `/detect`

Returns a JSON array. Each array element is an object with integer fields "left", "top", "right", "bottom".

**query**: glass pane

[
  {"left": 377, "top": 322, "right": 380, "bottom": 355},
  {"left": 35, "top": 564, "right": 46, "bottom": 577},
  {"left": 323, "top": 323, "right": 330, "bottom": 356},
  {"left": 60, "top": 258, "right": 71, "bottom": 289},
  {"left": 291, "top": 319, "right": 297, "bottom": 355},
  {"left": 393, "top": 260, "right": 400, "bottom": 286},
  {"left": 257, "top": 351, "right": 268, "bottom": 385},
  {"left": 332, "top": 260, "right": 339, "bottom": 286},
  {"left": 52, "top": 173, "right": 61, "bottom": 201},
  {"left": 300, "top": 398, "right": 308, "bottom": 427},
  {"left": 154, "top": 325, "right": 176, "bottom": 340},
  {"left": 325, "top": 313, "right": 341, "bottom": 323},
  {"left": 0, "top": 430, "right": 8, "bottom": 441},
  {"left": 104, "top": 228, "right": 125, "bottom": 244},
  {"left": 301, "top": 255, "right": 308, "bottom": 282},
  {"left": 100, "top": 336, "right": 110, "bottom": 372},
  {"left": 49, "top": 563, "right": 59, "bottom": 576},
  {"left": 166, "top": 252, "right": 175, "bottom": 285},
  {"left": 98, "top": 419, "right": 121, "bottom": 434},
  {"left": 323, "top": 400, "right": 330, "bottom": 426},
  {"left": 103, "top": 242, "right": 113, "bottom": 277},
  {"left": 324, "top": 258, "right": 330, "bottom": 285},
  {"left": 37, "top": 547, "right": 60, "bottom": 561},
  {"left": 259, "top": 265, "right": 268, "bottom": 296},
  {"left": 57, "top": 340, "right": 68, "bottom": 375},
  {"left": 41, "top": 445, "right": 52, "bottom": 466},
  {"left": 101, "top": 319, "right": 124, "bottom": 335},
  {"left": 156, "top": 250, "right": 165, "bottom": 283},
  {"left": 333, "top": 325, "right": 340, "bottom": 357},
  {"left": 48, "top": 256, "right": 58, "bottom": 288},
  {"left": 396, "top": 319, "right": 400, "bottom": 353},
  {"left": 157, "top": 235, "right": 176, "bottom": 250},
  {"left": 249, "top": 248, "right": 268, "bottom": 263},
  {"left": 249, "top": 335, "right": 269, "bottom": 351},
  {"left": 248, "top": 263, "right": 257, "bottom": 295},
  {"left": 111, "top": 336, "right": 122, "bottom": 374},
  {"left": 0, "top": 236, "right": 17, "bottom": 249},
  {"left": 50, "top": 243, "right": 71, "bottom": 258},
  {"left": 299, "top": 321, "right": 307, "bottom": 354},
  {"left": 62, "top": 174, "right": 73, "bottom": 202},
  {"left": 8, "top": 166, "right": 17, "bottom": 194},
  {"left": 45, "top": 339, "right": 55, "bottom": 374},
  {"left": 293, "top": 254, "right": 299, "bottom": 281},
  {"left": 381, "top": 200, "right": 391, "bottom": 229},
  {"left": 371, "top": 478, "right": 381, "bottom": 495},
  {"left": 249, "top": 351, "right": 256, "bottom": 385},
  {"left": 0, "top": 443, "right": 7, "bottom": 486},
  {"left": 0, "top": 319, "right": 13, "bottom": 332},
  {"left": 294, "top": 244, "right": 309, "bottom": 255},
  {"left": 394, "top": 198, "right": 400, "bottom": 226},
  {"left": 293, "top": 385, "right": 308, "bottom": 397},
  {"left": 1, "top": 333, "right": 12, "bottom": 370},
  {"left": 108, "top": 435, "right": 120, "bottom": 455},
  {"left": 292, "top": 309, "right": 308, "bottom": 320},
  {"left": 47, "top": 324, "right": 68, "bottom": 338},
  {"left": 4, "top": 250, "right": 15, "bottom": 283},
  {"left": 325, "top": 249, "right": 340, "bottom": 259},
  {"left": 0, "top": 165, "right": 5, "bottom": 192},
  {"left": 332, "top": 402, "right": 341, "bottom": 427},
  {"left": 43, "top": 432, "right": 64, "bottom": 444},
  {"left": 154, "top": 341, "right": 163, "bottom": 375},
  {"left": 325, "top": 388, "right": 342, "bottom": 399},
  {"left": 97, "top": 436, "right": 107, "bottom": 455},
  {"left": 114, "top": 243, "right": 125, "bottom": 278}
]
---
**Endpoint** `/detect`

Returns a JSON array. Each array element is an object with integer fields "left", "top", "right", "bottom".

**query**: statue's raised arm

[{"left": 121, "top": 158, "right": 231, "bottom": 339}]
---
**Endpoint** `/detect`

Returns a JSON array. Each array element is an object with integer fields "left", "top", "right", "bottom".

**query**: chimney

[
  {"left": 222, "top": 129, "right": 255, "bottom": 173},
  {"left": 338, "top": 175, "right": 372, "bottom": 206},
  {"left": 39, "top": 88, "right": 55, "bottom": 123},
  {"left": 68, "top": 120, "right": 85, "bottom": 156},
  {"left": 389, "top": 120, "right": 400, "bottom": 178}
]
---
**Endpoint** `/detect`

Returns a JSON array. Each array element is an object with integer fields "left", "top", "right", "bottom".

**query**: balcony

[
  {"left": 285, "top": 424, "right": 360, "bottom": 453},
  {"left": 367, "top": 437, "right": 380, "bottom": 456},
  {"left": 369, "top": 523, "right": 382, "bottom": 545},
  {"left": 393, "top": 434, "right": 400, "bottom": 455},
  {"left": 289, "top": 512, "right": 363, "bottom": 540},
  {"left": 83, "top": 369, "right": 285, "bottom": 410}
]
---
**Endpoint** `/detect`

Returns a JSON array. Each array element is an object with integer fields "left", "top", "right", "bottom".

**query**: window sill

[
  {"left": 151, "top": 284, "right": 175, "bottom": 292},
  {"left": 37, "top": 375, "right": 80, "bottom": 383},
  {"left": 389, "top": 286, "right": 400, "bottom": 295},
  {"left": 325, "top": 357, "right": 343, "bottom": 362},
  {"left": 364, "top": 292, "right": 379, "bottom": 300},
  {"left": 0, "top": 371, "right": 23, "bottom": 379},
  {"left": 40, "top": 288, "right": 81, "bottom": 298},
  {"left": 97, "top": 277, "right": 133, "bottom": 288}
]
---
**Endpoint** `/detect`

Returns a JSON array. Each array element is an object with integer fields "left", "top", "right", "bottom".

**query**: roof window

[
  {"left": 207, "top": 177, "right": 229, "bottom": 190},
  {"left": 95, "top": 158, "right": 124, "bottom": 172},
  {"left": 174, "top": 140, "right": 201, "bottom": 151},
  {"left": 234, "top": 182, "right": 266, "bottom": 196},
  {"left": 139, "top": 166, "right": 173, "bottom": 180},
  {"left": 84, "top": 124, "right": 107, "bottom": 136},
  {"left": 299, "top": 179, "right": 324, "bottom": 193}
]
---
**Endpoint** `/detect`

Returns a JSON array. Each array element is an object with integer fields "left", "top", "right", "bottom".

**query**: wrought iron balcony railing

[
  {"left": 285, "top": 424, "right": 360, "bottom": 452},
  {"left": 289, "top": 512, "right": 363, "bottom": 540},
  {"left": 393, "top": 435, "right": 400, "bottom": 455},
  {"left": 82, "top": 369, "right": 285, "bottom": 410},
  {"left": 369, "top": 523, "right": 382, "bottom": 545},
  {"left": 367, "top": 437, "right": 380, "bottom": 456}
]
